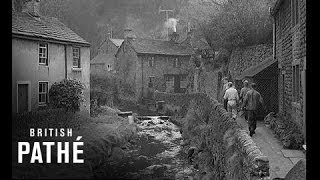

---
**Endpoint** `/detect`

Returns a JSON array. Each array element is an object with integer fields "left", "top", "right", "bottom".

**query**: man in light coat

[{"left": 224, "top": 82, "right": 239, "bottom": 120}]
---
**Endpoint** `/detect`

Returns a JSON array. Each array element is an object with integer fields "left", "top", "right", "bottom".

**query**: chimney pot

[
  {"left": 124, "top": 28, "right": 136, "bottom": 40},
  {"left": 169, "top": 32, "right": 179, "bottom": 43}
]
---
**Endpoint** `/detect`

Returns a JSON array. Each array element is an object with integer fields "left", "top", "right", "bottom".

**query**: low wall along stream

[{"left": 155, "top": 91, "right": 270, "bottom": 179}]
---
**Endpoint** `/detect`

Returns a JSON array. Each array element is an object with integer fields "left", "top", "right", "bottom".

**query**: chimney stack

[
  {"left": 169, "top": 32, "right": 179, "bottom": 43},
  {"left": 22, "top": 0, "right": 41, "bottom": 17},
  {"left": 124, "top": 28, "right": 136, "bottom": 40}
]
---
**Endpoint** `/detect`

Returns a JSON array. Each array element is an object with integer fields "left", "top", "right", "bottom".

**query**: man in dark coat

[
  {"left": 239, "top": 80, "right": 251, "bottom": 120},
  {"left": 242, "top": 83, "right": 265, "bottom": 137},
  {"left": 222, "top": 77, "right": 229, "bottom": 110}
]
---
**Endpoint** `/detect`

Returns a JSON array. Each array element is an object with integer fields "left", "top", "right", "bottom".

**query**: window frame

[
  {"left": 107, "top": 64, "right": 112, "bottom": 71},
  {"left": 148, "top": 56, "right": 154, "bottom": 67},
  {"left": 173, "top": 57, "right": 181, "bottom": 68},
  {"left": 38, "top": 81, "right": 49, "bottom": 106},
  {"left": 39, "top": 43, "right": 48, "bottom": 66},
  {"left": 148, "top": 76, "right": 155, "bottom": 88},
  {"left": 180, "top": 75, "right": 188, "bottom": 89},
  {"left": 72, "top": 47, "right": 81, "bottom": 68}
]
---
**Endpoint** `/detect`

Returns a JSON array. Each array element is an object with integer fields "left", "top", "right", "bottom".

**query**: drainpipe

[
  {"left": 273, "top": 15, "right": 276, "bottom": 61},
  {"left": 302, "top": 57, "right": 306, "bottom": 145},
  {"left": 64, "top": 45, "right": 68, "bottom": 79},
  {"left": 141, "top": 56, "right": 144, "bottom": 101}
]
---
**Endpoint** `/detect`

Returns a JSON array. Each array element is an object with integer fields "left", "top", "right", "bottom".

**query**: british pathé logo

[{"left": 18, "top": 128, "right": 84, "bottom": 164}]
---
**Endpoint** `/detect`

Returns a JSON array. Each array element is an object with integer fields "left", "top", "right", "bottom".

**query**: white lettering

[
  {"left": 31, "top": 142, "right": 43, "bottom": 163},
  {"left": 30, "top": 129, "right": 34, "bottom": 137},
  {"left": 57, "top": 142, "right": 69, "bottom": 163},
  {"left": 73, "top": 136, "right": 84, "bottom": 163},
  {"left": 43, "top": 142, "right": 54, "bottom": 163},
  {"left": 18, "top": 142, "right": 30, "bottom": 163}
]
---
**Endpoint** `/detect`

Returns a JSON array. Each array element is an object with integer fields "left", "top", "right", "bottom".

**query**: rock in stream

[{"left": 96, "top": 116, "right": 197, "bottom": 179}]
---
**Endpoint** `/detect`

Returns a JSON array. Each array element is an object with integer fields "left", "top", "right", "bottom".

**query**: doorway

[{"left": 17, "top": 82, "right": 30, "bottom": 113}]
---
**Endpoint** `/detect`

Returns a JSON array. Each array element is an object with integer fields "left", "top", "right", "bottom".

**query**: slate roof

[
  {"left": 235, "top": 56, "right": 277, "bottom": 80},
  {"left": 12, "top": 11, "right": 90, "bottom": 46},
  {"left": 179, "top": 33, "right": 211, "bottom": 50},
  {"left": 129, "top": 38, "right": 194, "bottom": 56},
  {"left": 91, "top": 53, "right": 115, "bottom": 64}
]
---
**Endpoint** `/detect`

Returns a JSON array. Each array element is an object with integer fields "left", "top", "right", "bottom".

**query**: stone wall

[
  {"left": 157, "top": 93, "right": 270, "bottom": 179},
  {"left": 275, "top": 0, "right": 306, "bottom": 130},
  {"left": 154, "top": 92, "right": 269, "bottom": 179},
  {"left": 228, "top": 44, "right": 273, "bottom": 80}
]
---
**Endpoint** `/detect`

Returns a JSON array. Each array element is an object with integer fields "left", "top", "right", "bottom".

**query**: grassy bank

[{"left": 12, "top": 107, "right": 137, "bottom": 179}]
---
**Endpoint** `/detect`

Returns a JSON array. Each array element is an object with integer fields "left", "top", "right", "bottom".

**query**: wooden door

[{"left": 18, "top": 84, "right": 28, "bottom": 113}]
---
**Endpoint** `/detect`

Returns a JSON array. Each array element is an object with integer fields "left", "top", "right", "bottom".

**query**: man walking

[
  {"left": 239, "top": 80, "right": 251, "bottom": 121},
  {"left": 242, "top": 83, "right": 265, "bottom": 137},
  {"left": 224, "top": 82, "right": 239, "bottom": 120},
  {"left": 222, "top": 77, "right": 229, "bottom": 110}
]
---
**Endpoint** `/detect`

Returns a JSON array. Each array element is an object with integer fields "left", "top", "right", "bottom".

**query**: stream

[{"left": 98, "top": 116, "right": 198, "bottom": 179}]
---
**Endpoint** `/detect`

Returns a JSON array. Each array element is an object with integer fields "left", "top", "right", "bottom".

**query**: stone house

[
  {"left": 115, "top": 29, "right": 195, "bottom": 102},
  {"left": 271, "top": 0, "right": 306, "bottom": 139},
  {"left": 12, "top": 0, "right": 91, "bottom": 115},
  {"left": 91, "top": 38, "right": 123, "bottom": 75}
]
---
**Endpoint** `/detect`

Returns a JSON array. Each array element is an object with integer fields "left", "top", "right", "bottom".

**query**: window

[
  {"left": 291, "top": 0, "right": 299, "bottom": 27},
  {"left": 39, "top": 43, "right": 48, "bottom": 65},
  {"left": 292, "top": 64, "right": 300, "bottom": 102},
  {"left": 173, "top": 58, "right": 181, "bottom": 68},
  {"left": 107, "top": 64, "right": 112, "bottom": 71},
  {"left": 39, "top": 82, "right": 48, "bottom": 105},
  {"left": 148, "top": 57, "right": 154, "bottom": 67},
  {"left": 148, "top": 76, "right": 155, "bottom": 88},
  {"left": 180, "top": 75, "right": 188, "bottom": 89},
  {"left": 165, "top": 75, "right": 174, "bottom": 93},
  {"left": 73, "top": 47, "right": 80, "bottom": 68}
]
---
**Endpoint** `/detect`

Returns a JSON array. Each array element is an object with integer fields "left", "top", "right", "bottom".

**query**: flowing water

[{"left": 99, "top": 116, "right": 197, "bottom": 179}]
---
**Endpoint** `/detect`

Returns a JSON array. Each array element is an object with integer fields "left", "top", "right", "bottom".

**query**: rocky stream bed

[{"left": 96, "top": 116, "right": 198, "bottom": 179}]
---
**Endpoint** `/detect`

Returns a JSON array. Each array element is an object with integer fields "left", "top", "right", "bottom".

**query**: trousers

[
  {"left": 247, "top": 110, "right": 257, "bottom": 133},
  {"left": 227, "top": 100, "right": 237, "bottom": 119}
]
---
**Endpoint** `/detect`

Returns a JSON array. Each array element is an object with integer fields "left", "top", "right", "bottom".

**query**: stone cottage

[
  {"left": 115, "top": 29, "right": 195, "bottom": 102},
  {"left": 12, "top": 0, "right": 91, "bottom": 115},
  {"left": 91, "top": 38, "right": 124, "bottom": 75},
  {"left": 271, "top": 0, "right": 306, "bottom": 140}
]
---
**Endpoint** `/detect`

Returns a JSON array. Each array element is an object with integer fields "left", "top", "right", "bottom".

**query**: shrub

[
  {"left": 49, "top": 79, "right": 85, "bottom": 112},
  {"left": 264, "top": 113, "right": 304, "bottom": 149}
]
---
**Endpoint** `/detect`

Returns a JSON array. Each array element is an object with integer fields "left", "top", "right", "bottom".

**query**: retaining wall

[{"left": 155, "top": 92, "right": 269, "bottom": 179}]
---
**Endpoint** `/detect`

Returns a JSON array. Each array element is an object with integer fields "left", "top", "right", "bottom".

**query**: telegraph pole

[{"left": 159, "top": 6, "right": 174, "bottom": 40}]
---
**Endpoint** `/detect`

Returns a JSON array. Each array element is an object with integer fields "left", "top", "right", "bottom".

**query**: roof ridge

[{"left": 12, "top": 11, "right": 90, "bottom": 45}]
